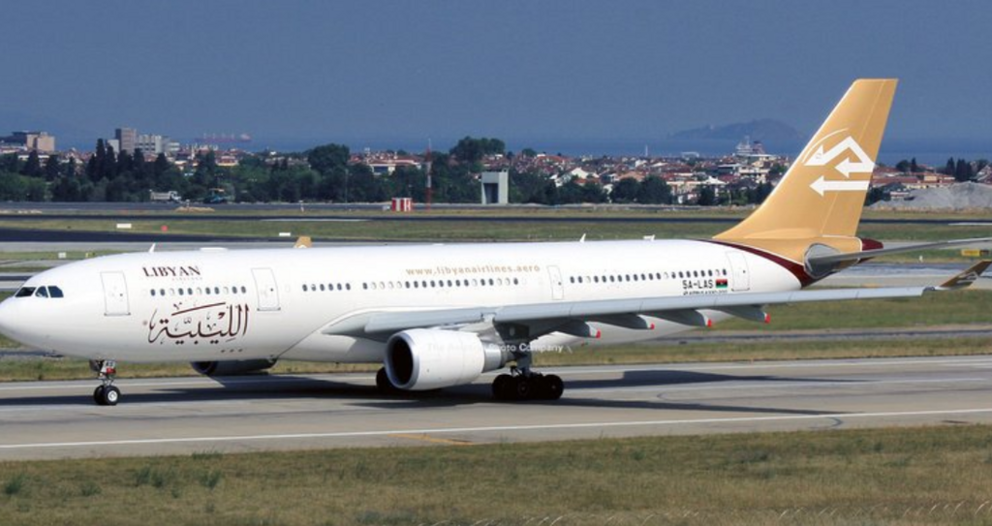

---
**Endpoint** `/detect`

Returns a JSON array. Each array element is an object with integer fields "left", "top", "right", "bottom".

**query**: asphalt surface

[{"left": 2, "top": 356, "right": 992, "bottom": 460}]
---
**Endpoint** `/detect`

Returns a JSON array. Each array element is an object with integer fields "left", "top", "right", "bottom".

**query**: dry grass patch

[{"left": 2, "top": 425, "right": 992, "bottom": 525}]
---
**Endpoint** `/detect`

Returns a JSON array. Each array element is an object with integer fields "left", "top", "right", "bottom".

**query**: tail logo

[{"left": 802, "top": 130, "right": 875, "bottom": 196}]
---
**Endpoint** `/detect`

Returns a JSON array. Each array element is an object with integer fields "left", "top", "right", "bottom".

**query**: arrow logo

[
  {"left": 804, "top": 136, "right": 874, "bottom": 178},
  {"left": 810, "top": 176, "right": 870, "bottom": 197}
]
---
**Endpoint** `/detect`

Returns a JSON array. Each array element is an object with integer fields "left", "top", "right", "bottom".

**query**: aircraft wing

[
  {"left": 355, "top": 286, "right": 927, "bottom": 338},
  {"left": 325, "top": 262, "right": 989, "bottom": 341},
  {"left": 806, "top": 236, "right": 992, "bottom": 266}
]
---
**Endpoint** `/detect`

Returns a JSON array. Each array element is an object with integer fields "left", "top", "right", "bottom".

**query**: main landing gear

[
  {"left": 90, "top": 360, "right": 121, "bottom": 406},
  {"left": 492, "top": 370, "right": 564, "bottom": 401},
  {"left": 491, "top": 349, "right": 563, "bottom": 401}
]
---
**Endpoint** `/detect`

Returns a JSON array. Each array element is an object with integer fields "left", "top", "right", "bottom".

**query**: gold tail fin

[{"left": 715, "top": 79, "right": 897, "bottom": 261}]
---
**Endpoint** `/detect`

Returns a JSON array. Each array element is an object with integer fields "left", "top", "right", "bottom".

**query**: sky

[{"left": 2, "top": 0, "right": 992, "bottom": 157}]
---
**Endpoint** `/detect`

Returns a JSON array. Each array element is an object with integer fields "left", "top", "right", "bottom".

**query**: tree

[
  {"left": 44, "top": 154, "right": 61, "bottom": 181},
  {"left": 307, "top": 144, "right": 350, "bottom": 175},
  {"left": 521, "top": 148, "right": 537, "bottom": 158},
  {"left": 866, "top": 185, "right": 889, "bottom": 205},
  {"left": 954, "top": 158, "right": 973, "bottom": 182},
  {"left": 944, "top": 157, "right": 955, "bottom": 176},
  {"left": 895, "top": 159, "right": 910, "bottom": 173},
  {"left": 20, "top": 151, "right": 42, "bottom": 177},
  {"left": 610, "top": 178, "right": 640, "bottom": 203},
  {"left": 697, "top": 185, "right": 717, "bottom": 206},
  {"left": 910, "top": 157, "right": 919, "bottom": 174},
  {"left": 449, "top": 137, "right": 505, "bottom": 163},
  {"left": 581, "top": 180, "right": 607, "bottom": 203},
  {"left": 0, "top": 153, "right": 19, "bottom": 173},
  {"left": 637, "top": 175, "right": 672, "bottom": 204}
]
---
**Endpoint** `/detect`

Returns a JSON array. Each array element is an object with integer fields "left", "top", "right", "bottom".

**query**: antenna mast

[{"left": 425, "top": 139, "right": 433, "bottom": 211}]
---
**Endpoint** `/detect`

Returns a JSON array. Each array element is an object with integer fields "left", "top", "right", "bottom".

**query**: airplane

[{"left": 0, "top": 78, "right": 990, "bottom": 406}]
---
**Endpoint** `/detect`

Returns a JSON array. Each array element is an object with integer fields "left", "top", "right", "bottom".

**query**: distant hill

[{"left": 669, "top": 119, "right": 804, "bottom": 144}]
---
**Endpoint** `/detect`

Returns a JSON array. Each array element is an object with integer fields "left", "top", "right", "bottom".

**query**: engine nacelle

[
  {"left": 384, "top": 329, "right": 506, "bottom": 391},
  {"left": 191, "top": 359, "right": 277, "bottom": 377}
]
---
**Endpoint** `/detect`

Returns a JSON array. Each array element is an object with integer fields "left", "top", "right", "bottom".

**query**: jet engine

[
  {"left": 191, "top": 358, "right": 277, "bottom": 377},
  {"left": 384, "top": 329, "right": 507, "bottom": 391}
]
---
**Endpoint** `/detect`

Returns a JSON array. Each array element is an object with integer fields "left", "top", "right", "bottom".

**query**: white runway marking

[
  {"left": 576, "top": 377, "right": 989, "bottom": 395},
  {"left": 2, "top": 407, "right": 992, "bottom": 451}
]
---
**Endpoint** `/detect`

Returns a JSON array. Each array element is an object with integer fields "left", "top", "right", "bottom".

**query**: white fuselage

[{"left": 0, "top": 240, "right": 800, "bottom": 364}]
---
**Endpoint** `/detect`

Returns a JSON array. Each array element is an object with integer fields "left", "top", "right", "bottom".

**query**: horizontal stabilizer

[
  {"left": 936, "top": 260, "right": 991, "bottom": 290},
  {"left": 807, "top": 237, "right": 992, "bottom": 266}
]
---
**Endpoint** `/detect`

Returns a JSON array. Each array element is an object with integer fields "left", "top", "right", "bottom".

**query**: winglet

[
  {"left": 936, "top": 260, "right": 991, "bottom": 290},
  {"left": 294, "top": 236, "right": 312, "bottom": 249}
]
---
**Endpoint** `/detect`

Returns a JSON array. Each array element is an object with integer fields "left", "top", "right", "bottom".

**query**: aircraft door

[
  {"left": 725, "top": 252, "right": 750, "bottom": 291},
  {"left": 252, "top": 268, "right": 281, "bottom": 311},
  {"left": 548, "top": 265, "right": 564, "bottom": 300},
  {"left": 101, "top": 271, "right": 130, "bottom": 316}
]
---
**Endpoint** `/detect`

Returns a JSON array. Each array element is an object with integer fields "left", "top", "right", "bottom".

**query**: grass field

[
  {"left": 0, "top": 207, "right": 990, "bottom": 245},
  {"left": 2, "top": 424, "right": 992, "bottom": 525}
]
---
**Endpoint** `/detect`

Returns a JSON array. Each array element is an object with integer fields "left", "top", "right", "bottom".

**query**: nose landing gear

[{"left": 90, "top": 360, "right": 121, "bottom": 406}]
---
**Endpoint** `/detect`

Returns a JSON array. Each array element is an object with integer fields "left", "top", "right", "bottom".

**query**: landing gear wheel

[
  {"left": 376, "top": 367, "right": 399, "bottom": 394},
  {"left": 543, "top": 375, "right": 564, "bottom": 400},
  {"left": 492, "top": 374, "right": 512, "bottom": 400},
  {"left": 90, "top": 359, "right": 120, "bottom": 406},
  {"left": 491, "top": 372, "right": 566, "bottom": 401},
  {"left": 512, "top": 375, "right": 532, "bottom": 400},
  {"left": 93, "top": 385, "right": 106, "bottom": 406},
  {"left": 101, "top": 386, "right": 121, "bottom": 406}
]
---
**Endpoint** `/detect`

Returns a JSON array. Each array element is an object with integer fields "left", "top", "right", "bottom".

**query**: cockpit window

[
  {"left": 14, "top": 287, "right": 36, "bottom": 298},
  {"left": 13, "top": 285, "right": 65, "bottom": 299}
]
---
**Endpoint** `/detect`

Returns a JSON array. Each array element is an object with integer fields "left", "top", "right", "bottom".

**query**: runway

[{"left": 1, "top": 356, "right": 992, "bottom": 460}]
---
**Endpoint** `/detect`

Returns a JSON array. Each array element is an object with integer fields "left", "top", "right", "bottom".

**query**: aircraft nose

[{"left": 0, "top": 299, "right": 14, "bottom": 335}]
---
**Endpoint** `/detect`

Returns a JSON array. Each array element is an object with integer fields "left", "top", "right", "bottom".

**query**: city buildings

[{"left": 0, "top": 131, "right": 56, "bottom": 153}]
